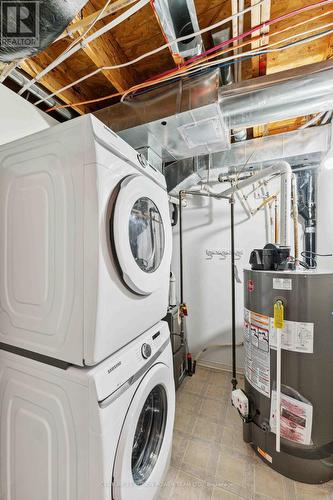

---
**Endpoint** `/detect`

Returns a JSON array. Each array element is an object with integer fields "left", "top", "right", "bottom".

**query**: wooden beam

[
  {"left": 252, "top": 0, "right": 271, "bottom": 138},
  {"left": 56, "top": 0, "right": 137, "bottom": 42},
  {"left": 20, "top": 58, "right": 89, "bottom": 114},
  {"left": 77, "top": 2, "right": 138, "bottom": 93}
]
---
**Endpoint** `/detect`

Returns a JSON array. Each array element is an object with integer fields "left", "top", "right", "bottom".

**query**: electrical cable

[
  {"left": 148, "top": 8, "right": 333, "bottom": 83},
  {"left": 301, "top": 251, "right": 333, "bottom": 257},
  {"left": 55, "top": 0, "right": 137, "bottom": 43},
  {"left": 36, "top": 0, "right": 266, "bottom": 106},
  {"left": 35, "top": 0, "right": 332, "bottom": 107},
  {"left": 62, "top": 0, "right": 114, "bottom": 56},
  {"left": 46, "top": 25, "right": 333, "bottom": 112},
  {"left": 18, "top": 0, "right": 150, "bottom": 97},
  {"left": 120, "top": 23, "right": 333, "bottom": 101},
  {"left": 300, "top": 250, "right": 333, "bottom": 269}
]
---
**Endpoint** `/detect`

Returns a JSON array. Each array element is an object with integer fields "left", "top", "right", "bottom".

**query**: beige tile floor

[{"left": 159, "top": 366, "right": 333, "bottom": 500}]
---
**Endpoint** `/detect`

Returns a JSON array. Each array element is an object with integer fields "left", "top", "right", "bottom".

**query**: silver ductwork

[
  {"left": 165, "top": 124, "right": 330, "bottom": 193},
  {"left": 94, "top": 60, "right": 333, "bottom": 162},
  {"left": 152, "top": 0, "right": 203, "bottom": 59}
]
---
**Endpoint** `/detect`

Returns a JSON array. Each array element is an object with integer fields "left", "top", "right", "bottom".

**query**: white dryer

[
  {"left": 0, "top": 321, "right": 175, "bottom": 500},
  {"left": 0, "top": 115, "right": 172, "bottom": 365}
]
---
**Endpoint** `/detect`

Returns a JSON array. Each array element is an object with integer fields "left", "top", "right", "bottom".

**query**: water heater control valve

[{"left": 232, "top": 389, "right": 249, "bottom": 419}]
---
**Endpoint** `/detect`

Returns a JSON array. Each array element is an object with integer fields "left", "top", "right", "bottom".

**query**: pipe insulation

[{"left": 0, "top": 0, "right": 89, "bottom": 62}]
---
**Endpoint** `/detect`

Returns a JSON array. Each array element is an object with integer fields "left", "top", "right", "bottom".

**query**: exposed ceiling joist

[
  {"left": 76, "top": 1, "right": 139, "bottom": 92},
  {"left": 56, "top": 0, "right": 137, "bottom": 42},
  {"left": 20, "top": 59, "right": 89, "bottom": 115}
]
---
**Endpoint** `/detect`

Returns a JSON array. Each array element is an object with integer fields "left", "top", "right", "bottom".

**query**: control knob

[{"left": 141, "top": 343, "right": 152, "bottom": 359}]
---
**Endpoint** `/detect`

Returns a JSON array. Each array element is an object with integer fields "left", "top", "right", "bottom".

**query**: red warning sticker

[{"left": 247, "top": 279, "right": 255, "bottom": 292}]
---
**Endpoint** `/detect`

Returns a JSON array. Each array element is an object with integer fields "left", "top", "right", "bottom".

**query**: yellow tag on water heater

[{"left": 274, "top": 301, "right": 285, "bottom": 329}]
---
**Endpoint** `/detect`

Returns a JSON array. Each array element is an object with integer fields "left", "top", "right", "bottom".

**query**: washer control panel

[
  {"left": 92, "top": 321, "right": 170, "bottom": 403},
  {"left": 141, "top": 343, "right": 152, "bottom": 359}
]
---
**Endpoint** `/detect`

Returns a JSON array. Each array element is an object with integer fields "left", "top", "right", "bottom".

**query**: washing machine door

[
  {"left": 112, "top": 362, "right": 175, "bottom": 500},
  {"left": 112, "top": 175, "right": 172, "bottom": 295}
]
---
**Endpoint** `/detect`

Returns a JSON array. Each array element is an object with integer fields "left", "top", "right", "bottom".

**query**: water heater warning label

[
  {"left": 270, "top": 391, "right": 313, "bottom": 445},
  {"left": 244, "top": 309, "right": 315, "bottom": 397},
  {"left": 244, "top": 309, "right": 270, "bottom": 397},
  {"left": 269, "top": 319, "right": 314, "bottom": 353}
]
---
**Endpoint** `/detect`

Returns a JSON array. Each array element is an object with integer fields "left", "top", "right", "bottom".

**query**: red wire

[{"left": 145, "top": 0, "right": 333, "bottom": 83}]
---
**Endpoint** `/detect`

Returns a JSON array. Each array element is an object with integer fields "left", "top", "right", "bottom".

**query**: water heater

[{"left": 243, "top": 268, "right": 333, "bottom": 484}]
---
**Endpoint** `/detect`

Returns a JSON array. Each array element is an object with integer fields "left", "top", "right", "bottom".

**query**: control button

[{"left": 141, "top": 343, "right": 152, "bottom": 359}]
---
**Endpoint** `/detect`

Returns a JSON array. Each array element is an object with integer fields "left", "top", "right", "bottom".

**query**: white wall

[
  {"left": 0, "top": 84, "right": 57, "bottom": 145},
  {"left": 172, "top": 178, "right": 303, "bottom": 371},
  {"left": 317, "top": 158, "right": 333, "bottom": 270}
]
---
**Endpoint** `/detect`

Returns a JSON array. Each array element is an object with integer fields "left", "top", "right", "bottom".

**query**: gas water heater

[{"left": 242, "top": 247, "right": 333, "bottom": 484}]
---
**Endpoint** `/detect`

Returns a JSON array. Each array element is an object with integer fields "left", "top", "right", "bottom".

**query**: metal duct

[
  {"left": 0, "top": 0, "right": 88, "bottom": 62},
  {"left": 95, "top": 60, "right": 333, "bottom": 161},
  {"left": 164, "top": 124, "right": 329, "bottom": 193},
  {"left": 221, "top": 60, "right": 333, "bottom": 129},
  {"left": 152, "top": 0, "right": 203, "bottom": 60}
]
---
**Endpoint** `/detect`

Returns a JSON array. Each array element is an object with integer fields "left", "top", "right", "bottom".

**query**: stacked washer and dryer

[{"left": 0, "top": 115, "right": 175, "bottom": 500}]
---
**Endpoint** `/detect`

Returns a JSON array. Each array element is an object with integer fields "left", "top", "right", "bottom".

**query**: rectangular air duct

[{"left": 152, "top": 0, "right": 203, "bottom": 62}]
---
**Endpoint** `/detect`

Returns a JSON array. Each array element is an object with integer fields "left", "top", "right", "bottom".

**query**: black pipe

[
  {"left": 230, "top": 195, "right": 238, "bottom": 390},
  {"left": 179, "top": 191, "right": 184, "bottom": 305},
  {"left": 297, "top": 169, "right": 317, "bottom": 268}
]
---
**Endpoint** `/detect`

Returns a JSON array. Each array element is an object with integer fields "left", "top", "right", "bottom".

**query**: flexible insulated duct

[{"left": 0, "top": 0, "right": 88, "bottom": 62}]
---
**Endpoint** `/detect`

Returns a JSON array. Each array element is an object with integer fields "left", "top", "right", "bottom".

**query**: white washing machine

[
  {"left": 0, "top": 320, "right": 175, "bottom": 500},
  {"left": 0, "top": 114, "right": 172, "bottom": 365}
]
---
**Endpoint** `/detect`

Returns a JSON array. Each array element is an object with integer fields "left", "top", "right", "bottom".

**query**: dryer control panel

[{"left": 90, "top": 321, "right": 170, "bottom": 403}]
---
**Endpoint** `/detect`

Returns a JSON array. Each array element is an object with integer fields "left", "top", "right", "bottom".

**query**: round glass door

[
  {"left": 112, "top": 362, "right": 175, "bottom": 500},
  {"left": 131, "top": 385, "right": 167, "bottom": 485},
  {"left": 129, "top": 198, "right": 165, "bottom": 275},
  {"left": 112, "top": 175, "right": 172, "bottom": 295}
]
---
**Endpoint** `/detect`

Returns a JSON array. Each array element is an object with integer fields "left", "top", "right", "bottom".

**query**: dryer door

[
  {"left": 112, "top": 363, "right": 175, "bottom": 500},
  {"left": 112, "top": 175, "right": 172, "bottom": 295}
]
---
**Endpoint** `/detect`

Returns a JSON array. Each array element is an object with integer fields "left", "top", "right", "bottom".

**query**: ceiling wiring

[
  {"left": 35, "top": 0, "right": 267, "bottom": 106},
  {"left": 17, "top": 0, "right": 151, "bottom": 97},
  {"left": 120, "top": 23, "right": 333, "bottom": 101},
  {"left": 35, "top": 0, "right": 333, "bottom": 109},
  {"left": 46, "top": 25, "right": 333, "bottom": 112},
  {"left": 142, "top": 8, "right": 333, "bottom": 87},
  {"left": 62, "top": 0, "right": 114, "bottom": 55}
]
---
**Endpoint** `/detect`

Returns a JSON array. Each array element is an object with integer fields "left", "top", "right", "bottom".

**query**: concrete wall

[
  {"left": 0, "top": 84, "right": 57, "bottom": 145},
  {"left": 172, "top": 178, "right": 303, "bottom": 371}
]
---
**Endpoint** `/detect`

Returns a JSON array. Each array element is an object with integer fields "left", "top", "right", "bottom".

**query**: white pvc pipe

[
  {"left": 276, "top": 326, "right": 282, "bottom": 453},
  {"left": 280, "top": 167, "right": 292, "bottom": 247}
]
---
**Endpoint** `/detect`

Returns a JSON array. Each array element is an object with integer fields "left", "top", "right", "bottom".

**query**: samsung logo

[{"left": 107, "top": 361, "right": 121, "bottom": 374}]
